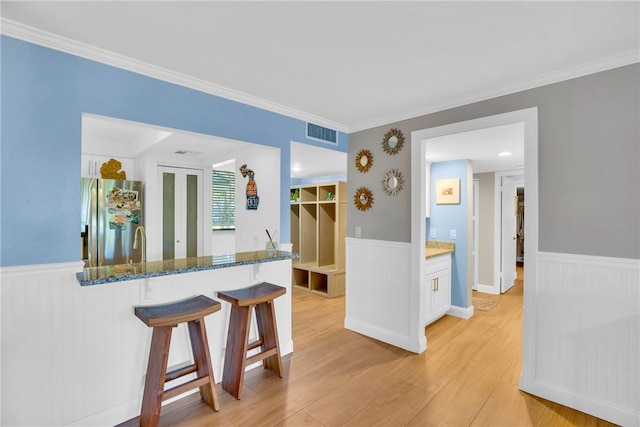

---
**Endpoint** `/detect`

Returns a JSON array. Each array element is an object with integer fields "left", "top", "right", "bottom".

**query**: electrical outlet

[
  {"left": 450, "top": 229, "right": 456, "bottom": 239},
  {"left": 430, "top": 228, "right": 437, "bottom": 238},
  {"left": 355, "top": 226, "right": 362, "bottom": 238}
]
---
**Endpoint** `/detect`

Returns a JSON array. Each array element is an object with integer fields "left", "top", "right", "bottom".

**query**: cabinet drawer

[{"left": 425, "top": 256, "right": 450, "bottom": 274}]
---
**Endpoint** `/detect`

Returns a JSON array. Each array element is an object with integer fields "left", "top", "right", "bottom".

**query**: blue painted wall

[
  {"left": 427, "top": 160, "right": 468, "bottom": 308},
  {"left": 0, "top": 36, "right": 347, "bottom": 267}
]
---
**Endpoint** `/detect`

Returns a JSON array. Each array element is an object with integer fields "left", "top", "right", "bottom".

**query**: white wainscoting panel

[
  {"left": 526, "top": 252, "right": 639, "bottom": 426},
  {"left": 345, "top": 238, "right": 421, "bottom": 352},
  {"left": 0, "top": 259, "right": 292, "bottom": 426}
]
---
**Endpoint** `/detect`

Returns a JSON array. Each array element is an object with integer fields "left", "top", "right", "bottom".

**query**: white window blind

[{"left": 212, "top": 170, "right": 235, "bottom": 230}]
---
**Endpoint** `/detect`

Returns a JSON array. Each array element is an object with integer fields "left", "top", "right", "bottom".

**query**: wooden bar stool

[
  {"left": 134, "top": 295, "right": 221, "bottom": 427},
  {"left": 217, "top": 282, "right": 286, "bottom": 399}
]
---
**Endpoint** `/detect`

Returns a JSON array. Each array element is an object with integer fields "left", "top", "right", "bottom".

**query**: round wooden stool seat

[
  {"left": 217, "top": 282, "right": 286, "bottom": 399},
  {"left": 134, "top": 295, "right": 221, "bottom": 427}
]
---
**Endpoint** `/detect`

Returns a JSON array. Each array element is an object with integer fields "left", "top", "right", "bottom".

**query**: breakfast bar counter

[{"left": 77, "top": 250, "right": 299, "bottom": 286}]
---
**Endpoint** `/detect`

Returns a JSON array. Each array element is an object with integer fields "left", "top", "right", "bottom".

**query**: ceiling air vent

[{"left": 306, "top": 122, "right": 338, "bottom": 145}]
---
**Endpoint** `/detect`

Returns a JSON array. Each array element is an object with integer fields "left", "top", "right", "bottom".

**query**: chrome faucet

[{"left": 133, "top": 225, "right": 146, "bottom": 263}]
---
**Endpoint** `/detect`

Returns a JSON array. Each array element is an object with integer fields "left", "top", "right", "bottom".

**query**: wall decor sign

[
  {"left": 382, "top": 169, "right": 405, "bottom": 196},
  {"left": 435, "top": 178, "right": 460, "bottom": 204},
  {"left": 355, "top": 149, "right": 373, "bottom": 173},
  {"left": 240, "top": 164, "right": 259, "bottom": 210},
  {"left": 353, "top": 187, "right": 374, "bottom": 211},
  {"left": 381, "top": 128, "right": 405, "bottom": 155}
]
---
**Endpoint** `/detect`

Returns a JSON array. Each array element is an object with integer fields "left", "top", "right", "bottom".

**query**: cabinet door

[
  {"left": 425, "top": 272, "right": 435, "bottom": 324},
  {"left": 431, "top": 269, "right": 451, "bottom": 319}
]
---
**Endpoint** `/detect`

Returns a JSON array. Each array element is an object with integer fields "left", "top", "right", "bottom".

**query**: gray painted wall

[
  {"left": 475, "top": 172, "right": 495, "bottom": 285},
  {"left": 348, "top": 64, "right": 639, "bottom": 259}
]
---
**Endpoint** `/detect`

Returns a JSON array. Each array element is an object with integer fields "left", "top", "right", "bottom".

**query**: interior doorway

[
  {"left": 159, "top": 165, "right": 204, "bottom": 260},
  {"left": 499, "top": 174, "right": 518, "bottom": 293},
  {"left": 410, "top": 107, "right": 538, "bottom": 361}
]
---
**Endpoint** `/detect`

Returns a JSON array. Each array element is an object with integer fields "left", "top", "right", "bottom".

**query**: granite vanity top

[
  {"left": 77, "top": 250, "right": 299, "bottom": 286},
  {"left": 426, "top": 241, "right": 455, "bottom": 259}
]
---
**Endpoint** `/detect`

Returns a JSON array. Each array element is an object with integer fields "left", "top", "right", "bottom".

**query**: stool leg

[
  {"left": 140, "top": 326, "right": 172, "bottom": 427},
  {"left": 222, "top": 304, "right": 252, "bottom": 399},
  {"left": 187, "top": 318, "right": 220, "bottom": 411},
  {"left": 255, "top": 301, "right": 283, "bottom": 377}
]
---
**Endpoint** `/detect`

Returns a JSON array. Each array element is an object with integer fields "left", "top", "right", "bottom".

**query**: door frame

[
  {"left": 472, "top": 178, "right": 479, "bottom": 291},
  {"left": 410, "top": 107, "right": 538, "bottom": 386}
]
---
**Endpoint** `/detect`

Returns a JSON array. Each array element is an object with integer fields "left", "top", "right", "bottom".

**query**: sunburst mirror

[
  {"left": 353, "top": 187, "right": 374, "bottom": 211},
  {"left": 382, "top": 128, "right": 405, "bottom": 155},
  {"left": 382, "top": 169, "right": 405, "bottom": 196},
  {"left": 355, "top": 149, "right": 373, "bottom": 173}
]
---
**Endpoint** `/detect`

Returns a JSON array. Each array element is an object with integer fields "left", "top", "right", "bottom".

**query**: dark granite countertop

[{"left": 77, "top": 250, "right": 299, "bottom": 286}]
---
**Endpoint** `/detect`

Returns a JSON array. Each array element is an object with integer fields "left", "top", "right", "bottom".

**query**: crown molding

[
  {"left": 349, "top": 49, "right": 640, "bottom": 132},
  {"left": 4, "top": 18, "right": 638, "bottom": 136},
  {"left": 1, "top": 18, "right": 350, "bottom": 133}
]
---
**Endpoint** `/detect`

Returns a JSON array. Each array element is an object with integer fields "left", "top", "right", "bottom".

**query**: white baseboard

[
  {"left": 447, "top": 304, "right": 474, "bottom": 319},
  {"left": 475, "top": 283, "right": 499, "bottom": 295},
  {"left": 520, "top": 378, "right": 639, "bottom": 427},
  {"left": 344, "top": 318, "right": 425, "bottom": 354}
]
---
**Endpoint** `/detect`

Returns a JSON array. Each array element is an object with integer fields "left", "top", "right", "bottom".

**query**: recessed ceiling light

[
  {"left": 291, "top": 163, "right": 302, "bottom": 172},
  {"left": 498, "top": 151, "right": 512, "bottom": 157}
]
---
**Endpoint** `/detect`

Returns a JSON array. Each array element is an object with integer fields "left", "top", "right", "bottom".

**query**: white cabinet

[
  {"left": 425, "top": 253, "right": 451, "bottom": 325},
  {"left": 81, "top": 154, "right": 135, "bottom": 179}
]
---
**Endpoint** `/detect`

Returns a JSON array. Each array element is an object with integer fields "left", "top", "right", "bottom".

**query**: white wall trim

[
  {"left": 344, "top": 318, "right": 423, "bottom": 354},
  {"left": 447, "top": 304, "right": 474, "bottom": 320},
  {"left": 475, "top": 283, "right": 499, "bottom": 295},
  {"left": 524, "top": 380, "right": 639, "bottom": 427},
  {"left": 538, "top": 250, "right": 640, "bottom": 269},
  {"left": 345, "top": 238, "right": 425, "bottom": 353},
  {"left": 0, "top": 260, "right": 85, "bottom": 276},
  {"left": 520, "top": 251, "right": 639, "bottom": 426},
  {"left": 0, "top": 19, "right": 348, "bottom": 134}
]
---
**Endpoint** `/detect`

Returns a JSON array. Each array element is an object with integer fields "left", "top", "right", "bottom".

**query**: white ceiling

[
  {"left": 3, "top": 1, "right": 638, "bottom": 178},
  {"left": 425, "top": 122, "right": 524, "bottom": 174}
]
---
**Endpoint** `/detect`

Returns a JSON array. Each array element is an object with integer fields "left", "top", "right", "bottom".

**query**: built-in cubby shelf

[{"left": 290, "top": 181, "right": 346, "bottom": 298}]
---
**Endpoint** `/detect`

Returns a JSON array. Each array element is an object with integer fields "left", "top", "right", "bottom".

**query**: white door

[
  {"left": 159, "top": 166, "right": 203, "bottom": 260},
  {"left": 500, "top": 176, "right": 517, "bottom": 293},
  {"left": 473, "top": 179, "right": 479, "bottom": 291}
]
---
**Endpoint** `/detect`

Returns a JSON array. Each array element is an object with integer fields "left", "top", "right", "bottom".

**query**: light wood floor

[{"left": 120, "top": 267, "right": 617, "bottom": 426}]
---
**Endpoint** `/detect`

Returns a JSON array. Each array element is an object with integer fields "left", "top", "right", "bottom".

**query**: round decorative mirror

[
  {"left": 355, "top": 149, "right": 373, "bottom": 173},
  {"left": 353, "top": 187, "right": 374, "bottom": 211},
  {"left": 382, "top": 128, "right": 405, "bottom": 155},
  {"left": 382, "top": 169, "right": 405, "bottom": 196}
]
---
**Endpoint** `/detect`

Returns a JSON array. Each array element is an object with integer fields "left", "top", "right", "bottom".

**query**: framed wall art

[{"left": 435, "top": 178, "right": 460, "bottom": 204}]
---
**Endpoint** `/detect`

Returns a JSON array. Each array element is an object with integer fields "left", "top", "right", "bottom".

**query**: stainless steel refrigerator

[{"left": 81, "top": 178, "right": 144, "bottom": 267}]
